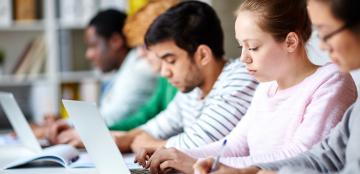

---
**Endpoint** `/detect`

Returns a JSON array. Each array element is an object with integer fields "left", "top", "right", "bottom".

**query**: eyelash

[
  {"left": 248, "top": 47, "right": 258, "bottom": 51},
  {"left": 167, "top": 60, "right": 176, "bottom": 65},
  {"left": 238, "top": 46, "right": 258, "bottom": 51}
]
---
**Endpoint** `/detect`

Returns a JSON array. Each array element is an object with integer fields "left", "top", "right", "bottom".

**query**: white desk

[
  {"left": 1, "top": 168, "right": 99, "bottom": 174},
  {"left": 0, "top": 148, "right": 146, "bottom": 174}
]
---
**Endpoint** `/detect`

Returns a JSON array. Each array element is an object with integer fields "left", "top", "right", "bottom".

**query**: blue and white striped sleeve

[{"left": 140, "top": 93, "right": 184, "bottom": 139}]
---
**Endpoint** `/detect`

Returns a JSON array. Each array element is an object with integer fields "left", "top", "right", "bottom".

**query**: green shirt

[{"left": 109, "top": 77, "right": 177, "bottom": 131}]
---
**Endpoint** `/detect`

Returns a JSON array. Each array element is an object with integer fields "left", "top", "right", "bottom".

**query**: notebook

[{"left": 62, "top": 99, "right": 149, "bottom": 174}]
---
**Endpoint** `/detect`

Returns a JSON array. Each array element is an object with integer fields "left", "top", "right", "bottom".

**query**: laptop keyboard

[{"left": 130, "top": 169, "right": 150, "bottom": 174}]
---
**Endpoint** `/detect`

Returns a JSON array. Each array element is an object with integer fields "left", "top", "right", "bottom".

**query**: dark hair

[
  {"left": 89, "top": 9, "right": 127, "bottom": 40},
  {"left": 145, "top": 1, "right": 225, "bottom": 59},
  {"left": 318, "top": 0, "right": 360, "bottom": 34},
  {"left": 238, "top": 0, "right": 312, "bottom": 45}
]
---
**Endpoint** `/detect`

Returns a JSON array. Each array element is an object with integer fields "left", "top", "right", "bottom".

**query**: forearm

[{"left": 114, "top": 128, "right": 144, "bottom": 152}]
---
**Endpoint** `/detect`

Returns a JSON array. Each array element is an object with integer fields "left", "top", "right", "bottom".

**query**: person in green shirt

[
  {"left": 108, "top": 0, "right": 179, "bottom": 131},
  {"left": 109, "top": 77, "right": 177, "bottom": 131}
]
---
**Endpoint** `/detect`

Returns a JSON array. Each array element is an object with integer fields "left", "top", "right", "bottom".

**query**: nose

[
  {"left": 240, "top": 49, "right": 252, "bottom": 64},
  {"left": 160, "top": 63, "right": 172, "bottom": 78}
]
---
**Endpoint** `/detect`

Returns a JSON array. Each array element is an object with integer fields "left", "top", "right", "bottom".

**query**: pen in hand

[{"left": 210, "top": 139, "right": 227, "bottom": 172}]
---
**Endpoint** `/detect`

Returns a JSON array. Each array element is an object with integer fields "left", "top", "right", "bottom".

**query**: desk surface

[
  {"left": 0, "top": 147, "right": 145, "bottom": 174},
  {"left": 1, "top": 168, "right": 99, "bottom": 174}
]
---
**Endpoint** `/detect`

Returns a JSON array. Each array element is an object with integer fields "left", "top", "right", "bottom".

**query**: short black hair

[
  {"left": 89, "top": 9, "right": 127, "bottom": 40},
  {"left": 145, "top": 1, "right": 225, "bottom": 59}
]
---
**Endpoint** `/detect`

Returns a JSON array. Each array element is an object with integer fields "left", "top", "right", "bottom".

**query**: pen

[{"left": 211, "top": 139, "right": 227, "bottom": 172}]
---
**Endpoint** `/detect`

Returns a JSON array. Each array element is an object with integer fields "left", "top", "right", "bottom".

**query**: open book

[{"left": 2, "top": 144, "right": 94, "bottom": 169}]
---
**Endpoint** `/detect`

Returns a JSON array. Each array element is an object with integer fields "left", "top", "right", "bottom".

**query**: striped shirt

[{"left": 140, "top": 59, "right": 258, "bottom": 149}]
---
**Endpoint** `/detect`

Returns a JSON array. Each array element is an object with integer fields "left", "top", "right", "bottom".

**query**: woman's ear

[
  {"left": 285, "top": 32, "right": 300, "bottom": 53},
  {"left": 195, "top": 45, "right": 212, "bottom": 66}
]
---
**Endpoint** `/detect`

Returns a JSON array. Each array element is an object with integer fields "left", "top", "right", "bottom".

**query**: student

[
  {"left": 85, "top": 9, "right": 157, "bottom": 126},
  {"left": 109, "top": 0, "right": 179, "bottom": 131},
  {"left": 111, "top": 1, "right": 258, "bottom": 153},
  {"left": 45, "top": 9, "right": 158, "bottom": 146},
  {"left": 194, "top": 0, "right": 360, "bottom": 173},
  {"left": 133, "top": 0, "right": 357, "bottom": 173}
]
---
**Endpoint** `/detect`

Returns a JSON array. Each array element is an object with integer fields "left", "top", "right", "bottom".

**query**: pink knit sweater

[{"left": 183, "top": 63, "right": 357, "bottom": 168}]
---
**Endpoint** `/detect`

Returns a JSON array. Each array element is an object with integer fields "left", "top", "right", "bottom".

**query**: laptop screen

[
  {"left": 0, "top": 92, "right": 42, "bottom": 153},
  {"left": 62, "top": 99, "right": 132, "bottom": 174}
]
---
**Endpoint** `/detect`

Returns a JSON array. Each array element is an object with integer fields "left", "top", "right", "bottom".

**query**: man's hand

[
  {"left": 11, "top": 114, "right": 60, "bottom": 139},
  {"left": 134, "top": 147, "right": 157, "bottom": 168},
  {"left": 193, "top": 158, "right": 261, "bottom": 174},
  {"left": 56, "top": 128, "right": 84, "bottom": 148},
  {"left": 28, "top": 123, "right": 49, "bottom": 139},
  {"left": 130, "top": 132, "right": 166, "bottom": 152},
  {"left": 145, "top": 147, "right": 197, "bottom": 174},
  {"left": 42, "top": 114, "right": 61, "bottom": 126},
  {"left": 47, "top": 119, "right": 71, "bottom": 144}
]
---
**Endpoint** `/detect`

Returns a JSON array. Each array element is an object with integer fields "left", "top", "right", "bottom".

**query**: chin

[{"left": 181, "top": 86, "right": 196, "bottom": 93}]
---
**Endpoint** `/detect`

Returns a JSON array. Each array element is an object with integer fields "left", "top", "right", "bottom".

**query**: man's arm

[
  {"left": 112, "top": 128, "right": 145, "bottom": 152},
  {"left": 139, "top": 92, "right": 184, "bottom": 139}
]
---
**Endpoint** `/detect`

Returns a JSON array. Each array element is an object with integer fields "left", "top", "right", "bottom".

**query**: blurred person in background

[
  {"left": 32, "top": 9, "right": 158, "bottom": 146},
  {"left": 45, "top": 1, "right": 179, "bottom": 147}
]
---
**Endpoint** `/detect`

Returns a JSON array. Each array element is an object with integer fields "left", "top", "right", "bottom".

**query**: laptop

[
  {"left": 62, "top": 99, "right": 149, "bottom": 174},
  {"left": 0, "top": 92, "right": 42, "bottom": 153}
]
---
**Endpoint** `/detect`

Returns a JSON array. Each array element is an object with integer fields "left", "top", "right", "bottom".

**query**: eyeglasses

[{"left": 318, "top": 24, "right": 347, "bottom": 43}]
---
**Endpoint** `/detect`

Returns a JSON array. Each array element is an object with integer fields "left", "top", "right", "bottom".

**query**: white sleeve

[{"left": 100, "top": 51, "right": 157, "bottom": 126}]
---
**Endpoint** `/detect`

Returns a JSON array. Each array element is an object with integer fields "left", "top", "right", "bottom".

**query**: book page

[
  {"left": 3, "top": 144, "right": 79, "bottom": 169},
  {"left": 70, "top": 153, "right": 95, "bottom": 168}
]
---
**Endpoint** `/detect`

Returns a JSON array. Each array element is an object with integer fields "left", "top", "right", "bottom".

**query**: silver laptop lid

[
  {"left": 62, "top": 99, "right": 131, "bottom": 174},
  {"left": 0, "top": 92, "right": 42, "bottom": 153}
]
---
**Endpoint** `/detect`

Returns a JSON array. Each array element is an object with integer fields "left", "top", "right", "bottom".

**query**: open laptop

[
  {"left": 62, "top": 99, "right": 149, "bottom": 174},
  {"left": 0, "top": 92, "right": 42, "bottom": 153}
]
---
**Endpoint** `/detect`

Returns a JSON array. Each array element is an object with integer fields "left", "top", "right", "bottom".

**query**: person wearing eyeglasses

[{"left": 193, "top": 0, "right": 360, "bottom": 173}]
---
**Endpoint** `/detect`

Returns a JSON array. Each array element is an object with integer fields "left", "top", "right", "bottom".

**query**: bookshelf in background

[
  {"left": 13, "top": 0, "right": 42, "bottom": 22},
  {"left": 0, "top": 0, "right": 12, "bottom": 27},
  {"left": 0, "top": 0, "right": 227, "bottom": 126},
  {"left": 0, "top": 0, "right": 48, "bottom": 126},
  {"left": 0, "top": 0, "right": 130, "bottom": 125}
]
